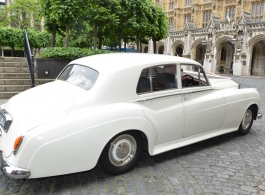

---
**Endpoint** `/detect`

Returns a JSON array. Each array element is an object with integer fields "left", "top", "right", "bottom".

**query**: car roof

[{"left": 70, "top": 53, "right": 201, "bottom": 73}]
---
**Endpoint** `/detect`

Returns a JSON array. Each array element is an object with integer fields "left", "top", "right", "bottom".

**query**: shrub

[{"left": 38, "top": 47, "right": 113, "bottom": 60}]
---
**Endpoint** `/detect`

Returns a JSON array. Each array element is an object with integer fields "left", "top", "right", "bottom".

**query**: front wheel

[
  {"left": 237, "top": 107, "right": 254, "bottom": 135},
  {"left": 97, "top": 131, "right": 143, "bottom": 175}
]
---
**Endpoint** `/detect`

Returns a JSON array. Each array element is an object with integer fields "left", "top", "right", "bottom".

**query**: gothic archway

[
  {"left": 143, "top": 46, "right": 148, "bottom": 53},
  {"left": 216, "top": 42, "right": 234, "bottom": 73},
  {"left": 172, "top": 40, "right": 184, "bottom": 56},
  {"left": 191, "top": 38, "right": 204, "bottom": 61},
  {"left": 156, "top": 42, "right": 165, "bottom": 54},
  {"left": 248, "top": 34, "right": 265, "bottom": 76},
  {"left": 250, "top": 41, "right": 265, "bottom": 76},
  {"left": 175, "top": 46, "right": 183, "bottom": 56},
  {"left": 195, "top": 45, "right": 204, "bottom": 64},
  {"left": 215, "top": 36, "right": 234, "bottom": 73},
  {"left": 158, "top": 45, "right": 164, "bottom": 54}
]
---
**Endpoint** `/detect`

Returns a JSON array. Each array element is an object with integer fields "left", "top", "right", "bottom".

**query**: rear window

[{"left": 57, "top": 64, "right": 99, "bottom": 90}]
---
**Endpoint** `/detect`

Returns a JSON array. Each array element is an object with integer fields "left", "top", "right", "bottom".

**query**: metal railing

[{"left": 23, "top": 28, "right": 35, "bottom": 87}]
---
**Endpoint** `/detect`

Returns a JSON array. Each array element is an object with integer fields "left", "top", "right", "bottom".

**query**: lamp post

[{"left": 201, "top": 38, "right": 207, "bottom": 66}]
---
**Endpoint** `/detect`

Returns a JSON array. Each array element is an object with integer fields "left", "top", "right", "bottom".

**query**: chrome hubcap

[
  {"left": 108, "top": 134, "right": 137, "bottom": 167},
  {"left": 242, "top": 110, "right": 252, "bottom": 130}
]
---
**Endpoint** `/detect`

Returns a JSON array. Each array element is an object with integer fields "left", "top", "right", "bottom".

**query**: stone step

[
  {"left": 0, "top": 57, "right": 27, "bottom": 63},
  {"left": 0, "top": 85, "right": 32, "bottom": 92},
  {"left": 0, "top": 92, "right": 19, "bottom": 99},
  {"left": 36, "top": 79, "right": 54, "bottom": 85},
  {"left": 0, "top": 79, "right": 54, "bottom": 85},
  {"left": 0, "top": 62, "right": 28, "bottom": 68},
  {"left": 0, "top": 73, "right": 31, "bottom": 79},
  {"left": 0, "top": 73, "right": 37, "bottom": 79},
  {"left": 0, "top": 67, "right": 29, "bottom": 73}
]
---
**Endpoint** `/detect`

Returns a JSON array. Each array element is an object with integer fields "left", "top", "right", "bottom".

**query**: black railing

[{"left": 24, "top": 28, "right": 35, "bottom": 87}]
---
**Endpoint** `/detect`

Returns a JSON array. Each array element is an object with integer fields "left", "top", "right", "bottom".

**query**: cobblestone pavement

[{"left": 0, "top": 76, "right": 264, "bottom": 195}]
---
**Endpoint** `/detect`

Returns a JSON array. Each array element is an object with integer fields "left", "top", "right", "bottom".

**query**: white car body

[{"left": 0, "top": 53, "right": 262, "bottom": 179}]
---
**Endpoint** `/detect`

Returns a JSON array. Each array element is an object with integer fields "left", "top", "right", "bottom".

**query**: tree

[
  {"left": 2, "top": 0, "right": 40, "bottom": 29},
  {"left": 85, "top": 0, "right": 119, "bottom": 49},
  {"left": 39, "top": 0, "right": 58, "bottom": 47},
  {"left": 3, "top": 27, "right": 23, "bottom": 56},
  {"left": 146, "top": 4, "right": 169, "bottom": 53},
  {"left": 40, "top": 0, "right": 86, "bottom": 47}
]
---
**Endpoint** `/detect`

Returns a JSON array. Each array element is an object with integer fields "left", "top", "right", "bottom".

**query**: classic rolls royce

[{"left": 0, "top": 53, "right": 262, "bottom": 179}]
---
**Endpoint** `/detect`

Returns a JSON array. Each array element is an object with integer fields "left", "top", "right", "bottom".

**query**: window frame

[
  {"left": 252, "top": 2, "right": 264, "bottom": 22},
  {"left": 136, "top": 64, "right": 178, "bottom": 94},
  {"left": 57, "top": 64, "right": 99, "bottom": 91},
  {"left": 180, "top": 64, "right": 210, "bottom": 89}
]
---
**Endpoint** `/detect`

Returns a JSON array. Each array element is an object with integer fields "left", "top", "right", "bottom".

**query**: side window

[
  {"left": 181, "top": 64, "right": 209, "bottom": 88},
  {"left": 137, "top": 68, "right": 151, "bottom": 93},
  {"left": 151, "top": 65, "right": 176, "bottom": 91},
  {"left": 137, "top": 65, "right": 177, "bottom": 94}
]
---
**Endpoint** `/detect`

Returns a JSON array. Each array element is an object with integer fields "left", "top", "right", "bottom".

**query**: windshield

[{"left": 57, "top": 64, "right": 99, "bottom": 90}]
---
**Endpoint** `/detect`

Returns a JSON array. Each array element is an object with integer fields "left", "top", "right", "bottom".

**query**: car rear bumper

[
  {"left": 0, "top": 151, "right": 31, "bottom": 179},
  {"left": 257, "top": 113, "right": 262, "bottom": 119}
]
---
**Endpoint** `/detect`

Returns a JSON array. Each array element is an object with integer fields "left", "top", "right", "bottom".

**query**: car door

[
  {"left": 181, "top": 64, "right": 226, "bottom": 137},
  {"left": 137, "top": 64, "right": 185, "bottom": 145}
]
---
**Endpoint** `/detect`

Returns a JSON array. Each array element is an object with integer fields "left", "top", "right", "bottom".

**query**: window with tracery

[
  {"left": 202, "top": 11, "right": 212, "bottom": 28},
  {"left": 169, "top": 0, "right": 174, "bottom": 10},
  {"left": 252, "top": 2, "right": 264, "bottom": 22},
  {"left": 169, "top": 17, "right": 174, "bottom": 25},
  {"left": 184, "top": 14, "right": 191, "bottom": 25},
  {"left": 185, "top": 0, "right": 192, "bottom": 6}
]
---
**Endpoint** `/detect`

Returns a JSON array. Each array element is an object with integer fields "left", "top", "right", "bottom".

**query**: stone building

[{"left": 144, "top": 0, "right": 265, "bottom": 76}]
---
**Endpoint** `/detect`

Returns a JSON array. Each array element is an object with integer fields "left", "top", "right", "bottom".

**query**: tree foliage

[
  {"left": 0, "top": 27, "right": 50, "bottom": 56},
  {"left": 39, "top": 0, "right": 169, "bottom": 51},
  {"left": 0, "top": 0, "right": 41, "bottom": 29}
]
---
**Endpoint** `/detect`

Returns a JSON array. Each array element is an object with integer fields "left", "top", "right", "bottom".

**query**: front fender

[{"left": 9, "top": 103, "right": 156, "bottom": 178}]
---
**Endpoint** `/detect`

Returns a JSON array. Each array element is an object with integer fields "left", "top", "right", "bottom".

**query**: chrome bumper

[
  {"left": 257, "top": 113, "right": 262, "bottom": 119},
  {"left": 0, "top": 151, "right": 30, "bottom": 179}
]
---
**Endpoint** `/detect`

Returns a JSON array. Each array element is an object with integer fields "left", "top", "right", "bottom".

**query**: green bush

[{"left": 38, "top": 47, "right": 113, "bottom": 60}]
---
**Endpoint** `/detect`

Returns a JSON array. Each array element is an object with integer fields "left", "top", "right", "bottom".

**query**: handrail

[{"left": 23, "top": 28, "right": 35, "bottom": 87}]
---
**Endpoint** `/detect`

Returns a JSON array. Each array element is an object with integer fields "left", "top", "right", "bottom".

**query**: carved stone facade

[{"left": 144, "top": 0, "right": 265, "bottom": 76}]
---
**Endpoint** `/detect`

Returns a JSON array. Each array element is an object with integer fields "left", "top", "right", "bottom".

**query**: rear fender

[{"left": 8, "top": 103, "right": 156, "bottom": 178}]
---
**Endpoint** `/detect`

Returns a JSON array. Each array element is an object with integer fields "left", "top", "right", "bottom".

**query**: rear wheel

[
  {"left": 237, "top": 107, "right": 254, "bottom": 135},
  {"left": 97, "top": 131, "right": 143, "bottom": 175}
]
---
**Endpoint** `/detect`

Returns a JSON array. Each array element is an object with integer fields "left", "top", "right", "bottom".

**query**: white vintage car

[{"left": 0, "top": 53, "right": 262, "bottom": 179}]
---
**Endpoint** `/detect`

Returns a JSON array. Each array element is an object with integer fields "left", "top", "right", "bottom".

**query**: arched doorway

[
  {"left": 250, "top": 41, "right": 265, "bottom": 76},
  {"left": 216, "top": 42, "right": 234, "bottom": 73},
  {"left": 158, "top": 45, "right": 164, "bottom": 54},
  {"left": 143, "top": 46, "right": 148, "bottom": 53},
  {"left": 175, "top": 46, "right": 183, "bottom": 57},
  {"left": 195, "top": 45, "right": 204, "bottom": 65}
]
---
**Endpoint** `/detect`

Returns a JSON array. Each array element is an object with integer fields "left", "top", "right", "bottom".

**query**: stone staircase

[{"left": 0, "top": 57, "right": 54, "bottom": 99}]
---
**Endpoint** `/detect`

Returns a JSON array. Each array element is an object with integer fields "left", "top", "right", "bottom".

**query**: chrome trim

[
  {"left": 138, "top": 93, "right": 182, "bottom": 102},
  {"left": 0, "top": 151, "right": 31, "bottom": 179},
  {"left": 0, "top": 109, "right": 13, "bottom": 133},
  {"left": 257, "top": 113, "right": 262, "bottom": 119},
  {"left": 182, "top": 88, "right": 213, "bottom": 94}
]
